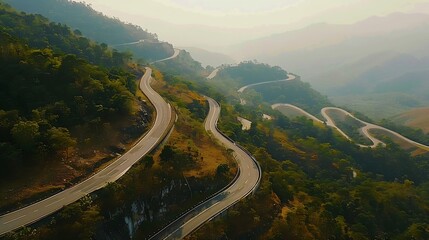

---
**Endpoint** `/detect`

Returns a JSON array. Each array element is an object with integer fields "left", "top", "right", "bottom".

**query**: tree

[
  {"left": 216, "top": 163, "right": 230, "bottom": 176},
  {"left": 47, "top": 127, "right": 76, "bottom": 159},
  {"left": 159, "top": 145, "right": 174, "bottom": 162},
  {"left": 11, "top": 121, "right": 40, "bottom": 152}
]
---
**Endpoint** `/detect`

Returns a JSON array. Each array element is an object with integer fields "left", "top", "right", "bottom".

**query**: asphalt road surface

[
  {"left": 148, "top": 96, "right": 261, "bottom": 240},
  {"left": 272, "top": 103, "right": 429, "bottom": 150},
  {"left": 321, "top": 107, "right": 429, "bottom": 149},
  {"left": 238, "top": 73, "right": 296, "bottom": 93},
  {"left": 0, "top": 67, "right": 172, "bottom": 236},
  {"left": 112, "top": 39, "right": 145, "bottom": 47},
  {"left": 272, "top": 103, "right": 323, "bottom": 123},
  {"left": 151, "top": 49, "right": 181, "bottom": 64},
  {"left": 206, "top": 68, "right": 220, "bottom": 79}
]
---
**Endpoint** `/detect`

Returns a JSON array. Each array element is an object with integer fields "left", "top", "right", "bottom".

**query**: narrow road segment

[
  {"left": 148, "top": 97, "right": 261, "bottom": 240},
  {"left": 272, "top": 104, "right": 429, "bottom": 150}
]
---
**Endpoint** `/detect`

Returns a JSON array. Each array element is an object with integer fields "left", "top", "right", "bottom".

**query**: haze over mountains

[
  {"left": 229, "top": 12, "right": 429, "bottom": 80},
  {"left": 6, "top": 0, "right": 429, "bottom": 120},
  {"left": 224, "top": 12, "right": 429, "bottom": 119},
  {"left": 180, "top": 47, "right": 236, "bottom": 67},
  {"left": 4, "top": 0, "right": 175, "bottom": 61},
  {"left": 2, "top": 0, "right": 429, "bottom": 239}
]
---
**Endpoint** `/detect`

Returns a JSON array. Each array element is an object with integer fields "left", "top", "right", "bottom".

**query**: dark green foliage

[
  {"left": 379, "top": 119, "right": 429, "bottom": 145},
  {"left": 3, "top": 0, "right": 174, "bottom": 61},
  {"left": 206, "top": 100, "right": 429, "bottom": 239},
  {"left": 3, "top": 195, "right": 102, "bottom": 240},
  {"left": 0, "top": 19, "right": 136, "bottom": 177},
  {"left": 159, "top": 145, "right": 175, "bottom": 162},
  {"left": 219, "top": 61, "right": 287, "bottom": 85},
  {"left": 155, "top": 50, "right": 206, "bottom": 80},
  {"left": 328, "top": 111, "right": 373, "bottom": 145},
  {"left": 216, "top": 163, "right": 230, "bottom": 176},
  {"left": 255, "top": 80, "right": 332, "bottom": 115},
  {"left": 160, "top": 145, "right": 195, "bottom": 170},
  {"left": 0, "top": 2, "right": 132, "bottom": 67}
]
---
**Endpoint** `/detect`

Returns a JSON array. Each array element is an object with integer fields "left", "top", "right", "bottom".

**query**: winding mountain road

[
  {"left": 322, "top": 107, "right": 429, "bottom": 149},
  {"left": 236, "top": 74, "right": 419, "bottom": 149},
  {"left": 149, "top": 97, "right": 261, "bottom": 240},
  {"left": 272, "top": 104, "right": 429, "bottom": 150},
  {"left": 238, "top": 73, "right": 296, "bottom": 93},
  {"left": 272, "top": 103, "right": 323, "bottom": 123},
  {"left": 0, "top": 67, "right": 173, "bottom": 236},
  {"left": 112, "top": 39, "right": 145, "bottom": 47},
  {"left": 206, "top": 68, "right": 220, "bottom": 79},
  {"left": 151, "top": 49, "right": 181, "bottom": 64}
]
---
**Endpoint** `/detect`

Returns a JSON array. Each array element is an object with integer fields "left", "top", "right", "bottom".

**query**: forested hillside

[
  {"left": 3, "top": 0, "right": 174, "bottom": 61},
  {"left": 189, "top": 98, "right": 429, "bottom": 240},
  {"left": 212, "top": 61, "right": 330, "bottom": 114},
  {"left": 154, "top": 50, "right": 208, "bottom": 80},
  {"left": 0, "top": 2, "right": 131, "bottom": 67},
  {"left": 2, "top": 1, "right": 429, "bottom": 240},
  {"left": 254, "top": 80, "right": 331, "bottom": 115},
  {"left": 219, "top": 61, "right": 288, "bottom": 86},
  {"left": 0, "top": 2, "right": 148, "bottom": 211}
]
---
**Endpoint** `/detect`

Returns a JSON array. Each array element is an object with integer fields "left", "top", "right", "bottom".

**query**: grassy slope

[
  {"left": 151, "top": 69, "right": 237, "bottom": 178},
  {"left": 391, "top": 107, "right": 429, "bottom": 134}
]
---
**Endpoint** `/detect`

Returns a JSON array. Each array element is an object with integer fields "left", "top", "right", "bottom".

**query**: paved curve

[
  {"left": 112, "top": 39, "right": 145, "bottom": 47},
  {"left": 112, "top": 41, "right": 180, "bottom": 64},
  {"left": 148, "top": 97, "right": 261, "bottom": 240},
  {"left": 206, "top": 68, "right": 220, "bottom": 80},
  {"left": 272, "top": 104, "right": 429, "bottom": 150},
  {"left": 151, "top": 49, "right": 181, "bottom": 64},
  {"left": 321, "top": 107, "right": 429, "bottom": 149},
  {"left": 272, "top": 103, "right": 323, "bottom": 124},
  {"left": 238, "top": 73, "right": 296, "bottom": 93},
  {"left": 321, "top": 107, "right": 380, "bottom": 148},
  {"left": 0, "top": 67, "right": 172, "bottom": 235}
]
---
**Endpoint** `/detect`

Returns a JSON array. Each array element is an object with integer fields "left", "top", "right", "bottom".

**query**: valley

[{"left": 1, "top": 0, "right": 429, "bottom": 239}]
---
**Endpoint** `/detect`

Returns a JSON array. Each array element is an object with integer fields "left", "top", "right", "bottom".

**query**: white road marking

[
  {"left": 45, "top": 198, "right": 65, "bottom": 208},
  {"left": 163, "top": 202, "right": 221, "bottom": 240},
  {"left": 3, "top": 215, "right": 26, "bottom": 225}
]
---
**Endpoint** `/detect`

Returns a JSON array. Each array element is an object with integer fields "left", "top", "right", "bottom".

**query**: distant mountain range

[
  {"left": 4, "top": 0, "right": 174, "bottom": 61},
  {"left": 227, "top": 12, "right": 429, "bottom": 119},
  {"left": 180, "top": 47, "right": 236, "bottom": 67},
  {"left": 229, "top": 12, "right": 429, "bottom": 82}
]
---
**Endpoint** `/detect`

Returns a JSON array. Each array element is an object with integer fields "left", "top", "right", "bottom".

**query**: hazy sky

[{"left": 78, "top": 0, "right": 429, "bottom": 48}]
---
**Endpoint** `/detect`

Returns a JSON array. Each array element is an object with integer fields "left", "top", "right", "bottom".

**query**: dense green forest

[
  {"left": 3, "top": 0, "right": 174, "bottom": 61},
  {"left": 0, "top": 31, "right": 138, "bottom": 175},
  {"left": 324, "top": 110, "right": 373, "bottom": 145},
  {"left": 154, "top": 50, "right": 207, "bottom": 80},
  {"left": 2, "top": 62, "right": 235, "bottom": 240},
  {"left": 0, "top": 3, "right": 145, "bottom": 182},
  {"left": 218, "top": 61, "right": 288, "bottom": 86},
  {"left": 254, "top": 80, "right": 331, "bottom": 115},
  {"left": 1, "top": 1, "right": 429, "bottom": 240},
  {"left": 379, "top": 119, "right": 429, "bottom": 146},
  {"left": 188, "top": 101, "right": 429, "bottom": 240},
  {"left": 0, "top": 2, "right": 132, "bottom": 67}
]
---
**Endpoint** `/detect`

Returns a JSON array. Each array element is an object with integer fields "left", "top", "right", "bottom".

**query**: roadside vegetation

[
  {"left": 378, "top": 119, "right": 429, "bottom": 146},
  {"left": 3, "top": 0, "right": 175, "bottom": 61},
  {"left": 254, "top": 80, "right": 331, "bottom": 115},
  {"left": 2, "top": 67, "right": 237, "bottom": 240},
  {"left": 324, "top": 109, "right": 373, "bottom": 146},
  {"left": 2, "top": 1, "right": 429, "bottom": 240},
  {"left": 188, "top": 101, "right": 429, "bottom": 240},
  {"left": 0, "top": 2, "right": 149, "bottom": 212}
]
